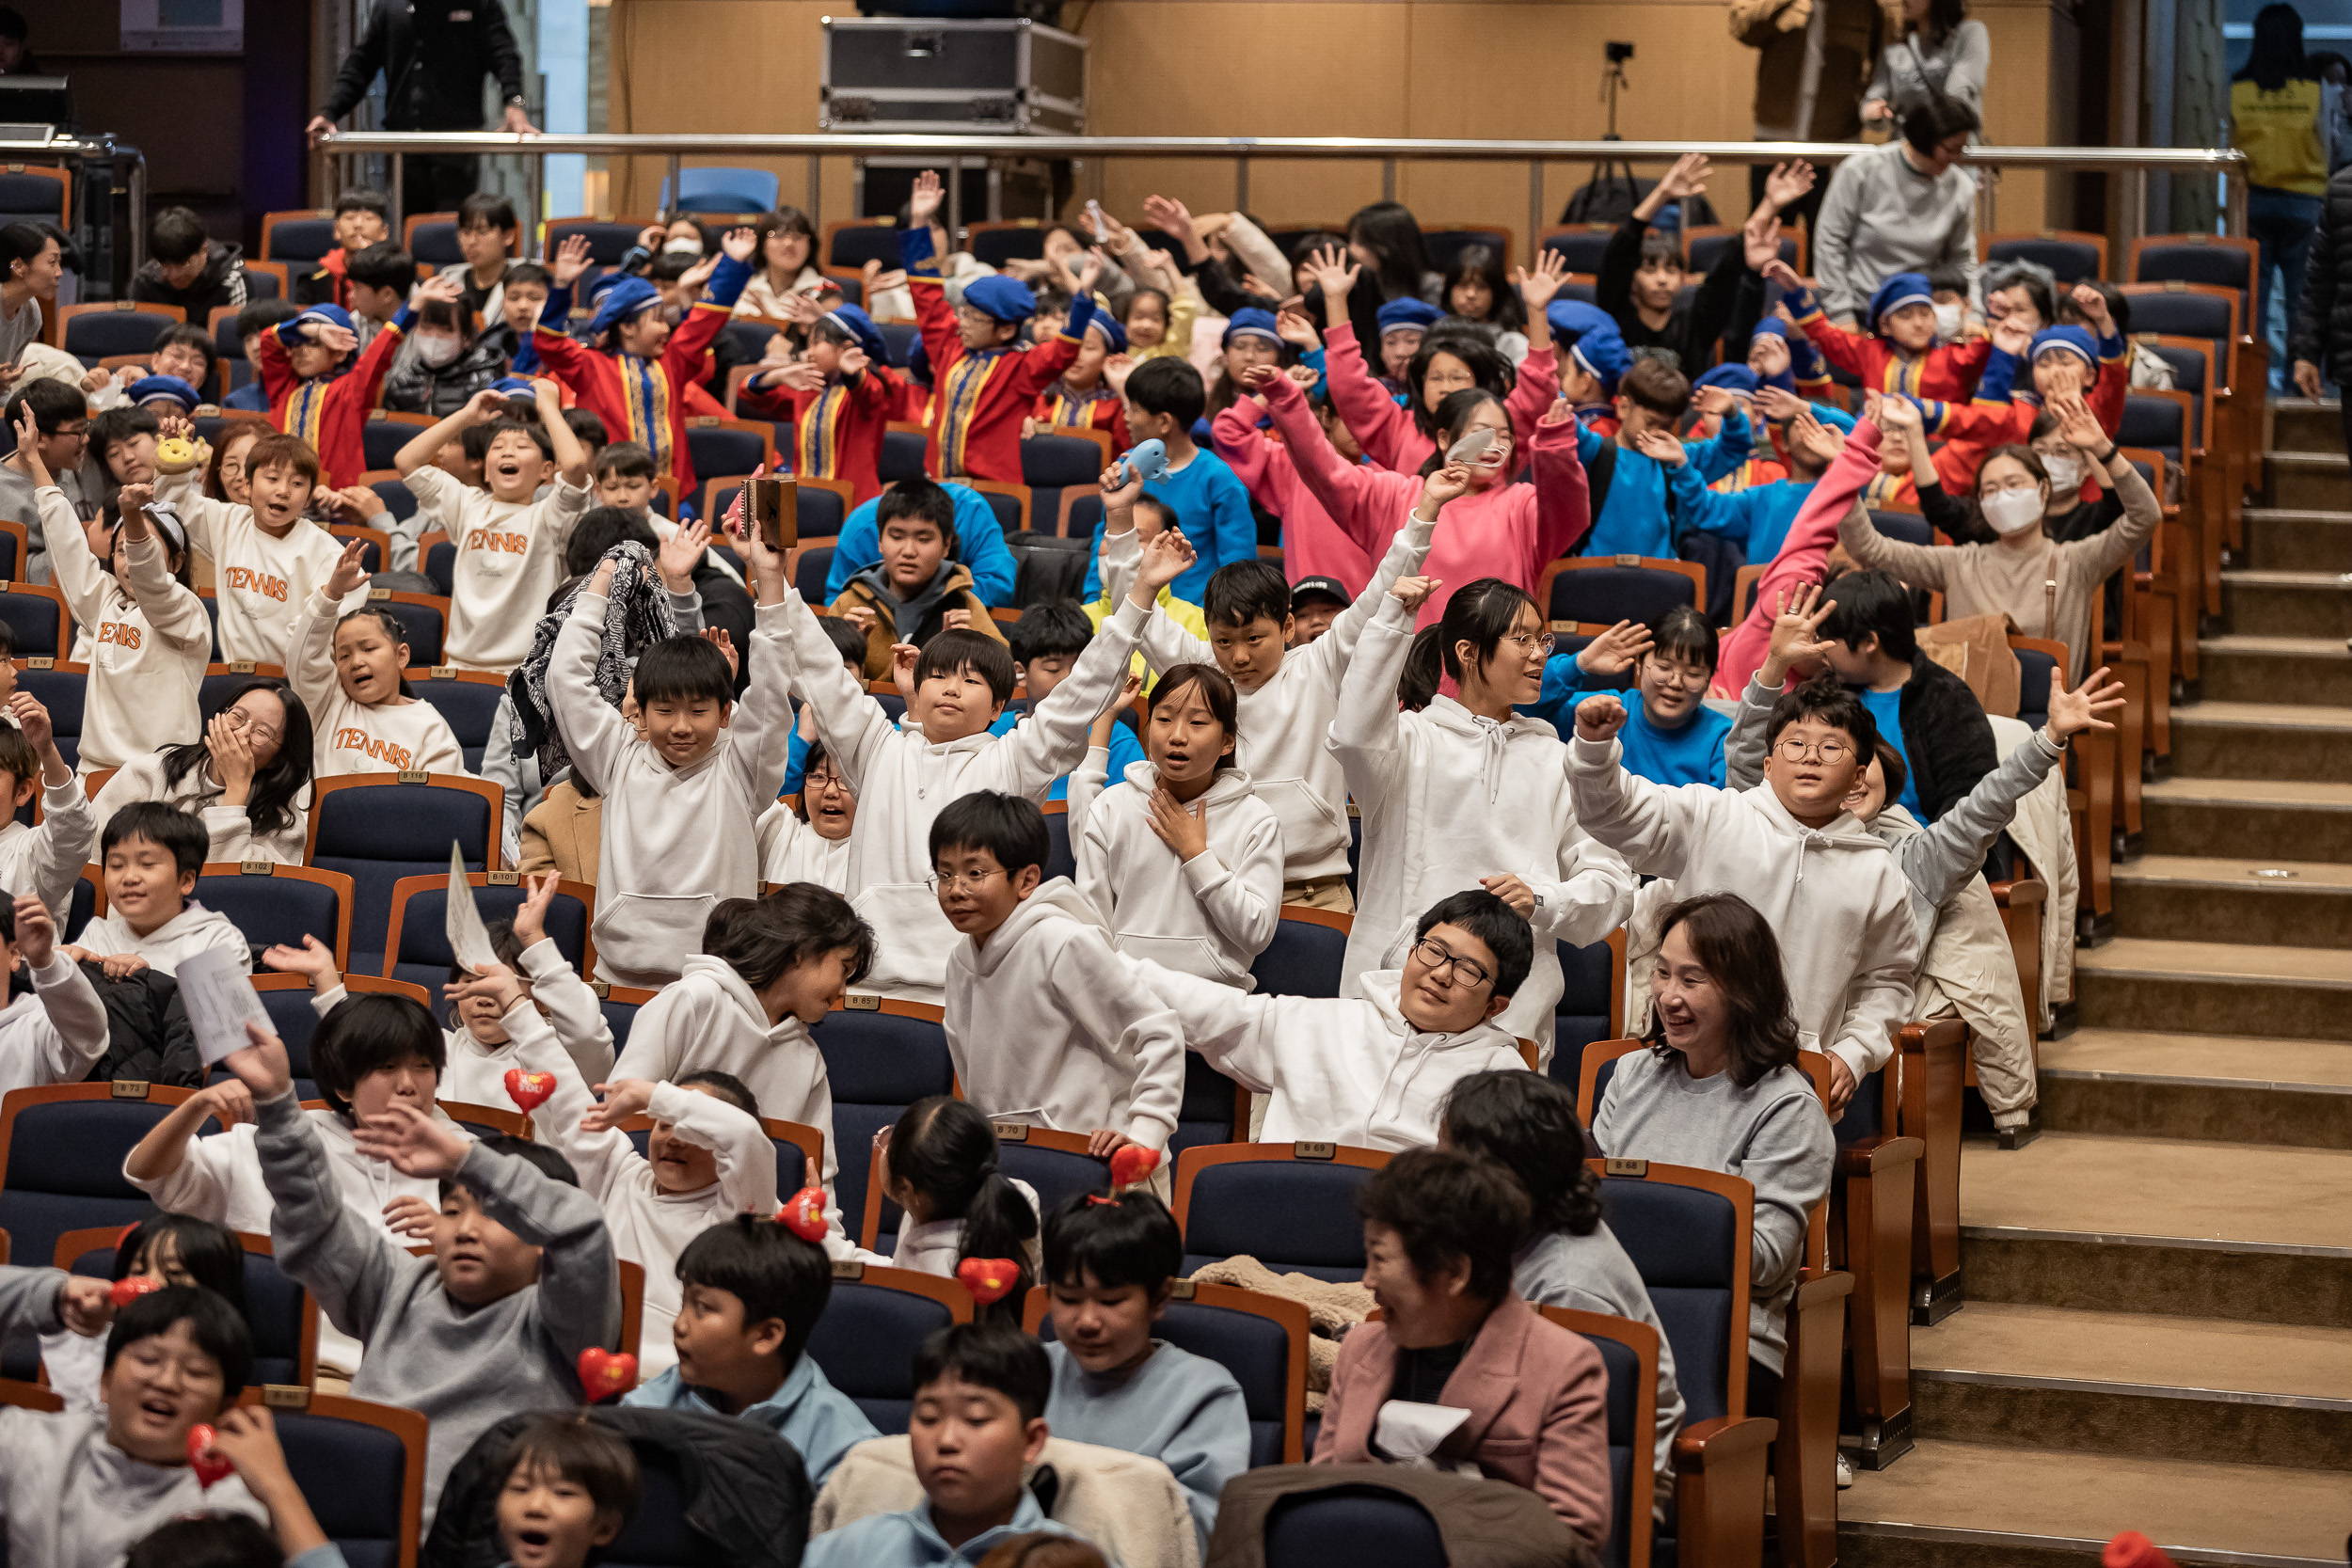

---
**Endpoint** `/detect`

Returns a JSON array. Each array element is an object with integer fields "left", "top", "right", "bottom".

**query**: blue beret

[
  {"left": 1545, "top": 300, "right": 1615, "bottom": 341},
  {"left": 493, "top": 375, "right": 538, "bottom": 396},
  {"left": 1867, "top": 273, "right": 1935, "bottom": 334},
  {"left": 1375, "top": 298, "right": 1443, "bottom": 337},
  {"left": 1692, "top": 364, "right": 1759, "bottom": 396},
  {"left": 127, "top": 375, "right": 202, "bottom": 414},
  {"left": 294, "top": 304, "right": 355, "bottom": 336},
  {"left": 821, "top": 303, "right": 890, "bottom": 366},
  {"left": 961, "top": 275, "right": 1037, "bottom": 325},
  {"left": 2028, "top": 325, "right": 2099, "bottom": 367},
  {"left": 585, "top": 276, "right": 660, "bottom": 341},
  {"left": 1085, "top": 310, "right": 1128, "bottom": 355},
  {"left": 1753, "top": 315, "right": 1792, "bottom": 341},
  {"left": 1223, "top": 308, "right": 1281, "bottom": 347}
]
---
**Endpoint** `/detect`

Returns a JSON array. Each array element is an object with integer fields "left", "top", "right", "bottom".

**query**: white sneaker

[{"left": 1836, "top": 1453, "right": 1855, "bottom": 1489}]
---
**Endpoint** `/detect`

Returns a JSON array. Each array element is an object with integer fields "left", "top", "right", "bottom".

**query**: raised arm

[
  {"left": 36, "top": 485, "right": 108, "bottom": 627},
  {"left": 987, "top": 596, "right": 1149, "bottom": 795},
  {"left": 10, "top": 697, "right": 94, "bottom": 914},
  {"left": 1714, "top": 414, "right": 1883, "bottom": 693},
  {"left": 1562, "top": 697, "right": 1708, "bottom": 879},
  {"left": 113, "top": 485, "right": 213, "bottom": 655},
  {"left": 769, "top": 581, "right": 899, "bottom": 794},
  {"left": 660, "top": 232, "right": 756, "bottom": 385},
  {"left": 1528, "top": 404, "right": 1595, "bottom": 559},
  {"left": 497, "top": 988, "right": 641, "bottom": 1202},
  {"left": 396, "top": 389, "right": 501, "bottom": 477},
  {"left": 1329, "top": 579, "right": 1433, "bottom": 816},
  {"left": 1316, "top": 322, "right": 1416, "bottom": 471},
  {"left": 1254, "top": 366, "right": 1415, "bottom": 552},
  {"left": 238, "top": 1037, "right": 406, "bottom": 1338},
  {"left": 545, "top": 565, "right": 641, "bottom": 797},
  {"left": 451, "top": 1131, "right": 622, "bottom": 1360},
  {"left": 1042, "top": 937, "right": 1185, "bottom": 1149}
]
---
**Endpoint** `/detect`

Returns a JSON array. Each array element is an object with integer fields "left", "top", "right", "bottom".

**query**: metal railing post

[
  {"left": 389, "top": 153, "right": 404, "bottom": 230},
  {"left": 2225, "top": 166, "right": 2248, "bottom": 240},
  {"left": 948, "top": 155, "right": 963, "bottom": 244},
  {"left": 1529, "top": 160, "right": 1544, "bottom": 261},
  {"left": 1382, "top": 159, "right": 1396, "bottom": 201}
]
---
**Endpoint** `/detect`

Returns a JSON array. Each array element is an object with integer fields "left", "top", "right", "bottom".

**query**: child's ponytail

[
  {"left": 959, "top": 1169, "right": 1041, "bottom": 1325},
  {"left": 1399, "top": 625, "right": 1447, "bottom": 712},
  {"left": 886, "top": 1097, "right": 1041, "bottom": 1323}
]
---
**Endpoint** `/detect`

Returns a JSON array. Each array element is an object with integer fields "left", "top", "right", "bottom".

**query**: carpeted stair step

[
  {"left": 2166, "top": 702, "right": 2352, "bottom": 782},
  {"left": 2111, "top": 855, "right": 2352, "bottom": 949},
  {"left": 2196, "top": 635, "right": 2352, "bottom": 705},
  {"left": 2074, "top": 938, "right": 2352, "bottom": 1039},
  {"left": 2037, "top": 1028, "right": 2352, "bottom": 1148},
  {"left": 2263, "top": 449, "right": 2352, "bottom": 511},
  {"left": 2269, "top": 397, "right": 2342, "bottom": 456},
  {"left": 2242, "top": 508, "right": 2352, "bottom": 574},
  {"left": 2218, "top": 572, "right": 2352, "bottom": 641},
  {"left": 2140, "top": 778, "right": 2352, "bottom": 863}
]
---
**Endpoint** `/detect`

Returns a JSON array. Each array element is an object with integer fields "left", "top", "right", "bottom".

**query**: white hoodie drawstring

[{"left": 1469, "top": 713, "right": 1511, "bottom": 804}]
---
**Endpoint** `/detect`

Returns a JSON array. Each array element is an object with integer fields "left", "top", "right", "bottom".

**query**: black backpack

[
  {"left": 1559, "top": 171, "right": 1719, "bottom": 230},
  {"left": 1003, "top": 531, "right": 1091, "bottom": 609}
]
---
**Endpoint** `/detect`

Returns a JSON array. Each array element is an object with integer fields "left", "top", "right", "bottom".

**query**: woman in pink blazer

[{"left": 1313, "top": 1148, "right": 1613, "bottom": 1550}]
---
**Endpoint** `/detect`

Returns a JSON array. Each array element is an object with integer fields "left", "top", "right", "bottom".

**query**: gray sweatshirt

[
  {"left": 1514, "top": 1225, "right": 1684, "bottom": 1520},
  {"left": 0, "top": 1408, "right": 269, "bottom": 1568},
  {"left": 1591, "top": 1047, "right": 1834, "bottom": 1377},
  {"left": 254, "top": 1088, "right": 621, "bottom": 1513},
  {"left": 1811, "top": 139, "right": 1979, "bottom": 325},
  {"left": 0, "top": 460, "right": 80, "bottom": 583},
  {"left": 0, "top": 1262, "right": 66, "bottom": 1338}
]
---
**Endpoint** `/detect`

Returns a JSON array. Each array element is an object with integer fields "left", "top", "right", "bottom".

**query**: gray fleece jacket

[
  {"left": 253, "top": 1089, "right": 621, "bottom": 1515},
  {"left": 0, "top": 1262, "right": 66, "bottom": 1338}
]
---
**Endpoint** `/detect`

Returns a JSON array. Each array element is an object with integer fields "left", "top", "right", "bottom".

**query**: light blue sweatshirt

[
  {"left": 623, "top": 1353, "right": 880, "bottom": 1487},
  {"left": 1576, "top": 409, "right": 1754, "bottom": 558},
  {"left": 1042, "top": 1338, "right": 1251, "bottom": 1556}
]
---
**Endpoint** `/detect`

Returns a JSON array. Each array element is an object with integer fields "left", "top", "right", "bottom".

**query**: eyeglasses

[
  {"left": 225, "top": 706, "right": 284, "bottom": 749},
  {"left": 926, "top": 868, "right": 1006, "bottom": 894},
  {"left": 1411, "top": 937, "right": 1491, "bottom": 990},
  {"left": 1773, "top": 737, "right": 1852, "bottom": 764},
  {"left": 1501, "top": 630, "right": 1556, "bottom": 657}
]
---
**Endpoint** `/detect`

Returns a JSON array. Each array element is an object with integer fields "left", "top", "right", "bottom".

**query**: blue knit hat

[
  {"left": 1223, "top": 308, "right": 1281, "bottom": 347},
  {"left": 1867, "top": 273, "right": 1935, "bottom": 335},
  {"left": 961, "top": 275, "right": 1037, "bottom": 325},
  {"left": 585, "top": 276, "right": 661, "bottom": 341},
  {"left": 493, "top": 375, "right": 538, "bottom": 396},
  {"left": 1692, "top": 364, "right": 1759, "bottom": 397},
  {"left": 294, "top": 303, "right": 355, "bottom": 337},
  {"left": 1085, "top": 310, "right": 1128, "bottom": 354},
  {"left": 2028, "top": 325, "right": 2099, "bottom": 368},
  {"left": 1375, "top": 297, "right": 1442, "bottom": 338},
  {"left": 1547, "top": 301, "right": 1630, "bottom": 395},
  {"left": 821, "top": 303, "right": 889, "bottom": 366},
  {"left": 1749, "top": 317, "right": 1800, "bottom": 394},
  {"left": 126, "top": 375, "right": 202, "bottom": 414}
]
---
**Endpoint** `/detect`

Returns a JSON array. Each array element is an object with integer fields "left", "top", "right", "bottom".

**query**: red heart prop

[
  {"left": 579, "top": 1347, "right": 638, "bottom": 1402},
  {"left": 186, "top": 1422, "right": 232, "bottom": 1488},
  {"left": 1109, "top": 1146, "right": 1161, "bottom": 1189},
  {"left": 504, "top": 1069, "right": 557, "bottom": 1114},
  {"left": 774, "top": 1187, "right": 829, "bottom": 1243},
  {"left": 956, "top": 1257, "right": 1021, "bottom": 1306},
  {"left": 110, "top": 1275, "right": 165, "bottom": 1309}
]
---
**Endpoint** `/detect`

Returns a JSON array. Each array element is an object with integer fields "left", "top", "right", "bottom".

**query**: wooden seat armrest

[
  {"left": 1899, "top": 1019, "right": 1968, "bottom": 1055},
  {"left": 1673, "top": 1416, "right": 1777, "bottom": 1568},
  {"left": 1989, "top": 878, "right": 2047, "bottom": 909},
  {"left": 1793, "top": 1267, "right": 1855, "bottom": 1307},
  {"left": 1837, "top": 1133, "right": 1924, "bottom": 1177},
  {"left": 1673, "top": 1415, "right": 1777, "bottom": 1469}
]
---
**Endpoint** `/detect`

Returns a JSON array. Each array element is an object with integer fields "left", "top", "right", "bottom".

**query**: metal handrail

[{"left": 314, "top": 131, "right": 2249, "bottom": 248}]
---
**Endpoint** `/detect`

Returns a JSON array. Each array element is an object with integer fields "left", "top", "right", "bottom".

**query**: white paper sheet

[
  {"left": 1373, "top": 1400, "right": 1471, "bottom": 1467},
  {"left": 1445, "top": 428, "right": 1496, "bottom": 466},
  {"left": 444, "top": 843, "right": 501, "bottom": 974},
  {"left": 177, "top": 948, "right": 271, "bottom": 1067}
]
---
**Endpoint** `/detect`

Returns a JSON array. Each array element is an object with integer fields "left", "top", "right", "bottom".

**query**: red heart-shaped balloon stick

[
  {"left": 1109, "top": 1145, "right": 1161, "bottom": 1189},
  {"left": 186, "top": 1422, "right": 233, "bottom": 1488},
  {"left": 504, "top": 1068, "right": 557, "bottom": 1114},
  {"left": 579, "top": 1347, "right": 638, "bottom": 1402},
  {"left": 956, "top": 1257, "right": 1021, "bottom": 1306},
  {"left": 774, "top": 1187, "right": 829, "bottom": 1243},
  {"left": 110, "top": 1275, "right": 165, "bottom": 1309}
]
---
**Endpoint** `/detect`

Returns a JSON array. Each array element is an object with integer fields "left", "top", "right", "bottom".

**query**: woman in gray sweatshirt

[{"left": 1590, "top": 894, "right": 1835, "bottom": 1413}]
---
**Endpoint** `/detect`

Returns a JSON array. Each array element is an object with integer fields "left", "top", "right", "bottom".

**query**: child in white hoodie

[
  {"left": 857, "top": 1096, "right": 1044, "bottom": 1304},
  {"left": 1334, "top": 573, "right": 1635, "bottom": 1068},
  {"left": 0, "top": 694, "right": 99, "bottom": 918},
  {"left": 1071, "top": 660, "right": 1283, "bottom": 989},
  {"left": 1135, "top": 889, "right": 1533, "bottom": 1150},
  {"left": 66, "top": 802, "right": 250, "bottom": 977},
  {"left": 1096, "top": 465, "right": 1435, "bottom": 912},
  {"left": 611, "top": 887, "right": 877, "bottom": 1244},
  {"left": 290, "top": 540, "right": 468, "bottom": 778},
  {"left": 0, "top": 890, "right": 112, "bottom": 1097},
  {"left": 931, "top": 792, "right": 1184, "bottom": 1161},
  {"left": 1568, "top": 672, "right": 1920, "bottom": 1110},
  {"left": 772, "top": 558, "right": 1147, "bottom": 1006}
]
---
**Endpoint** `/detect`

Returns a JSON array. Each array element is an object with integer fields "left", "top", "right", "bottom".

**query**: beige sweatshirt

[{"left": 38, "top": 488, "right": 208, "bottom": 771}]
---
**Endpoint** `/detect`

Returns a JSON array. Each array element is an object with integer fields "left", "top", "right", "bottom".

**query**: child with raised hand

[
  {"left": 1026, "top": 310, "right": 1132, "bottom": 455},
  {"left": 0, "top": 695, "right": 98, "bottom": 914},
  {"left": 478, "top": 1413, "right": 642, "bottom": 1568},
  {"left": 0, "top": 1284, "right": 275, "bottom": 1560},
  {"left": 551, "top": 530, "right": 796, "bottom": 989},
  {"left": 260, "top": 274, "right": 463, "bottom": 489},
  {"left": 130, "top": 1406, "right": 346, "bottom": 1568},
  {"left": 863, "top": 1096, "right": 1042, "bottom": 1297},
  {"left": 899, "top": 168, "right": 1104, "bottom": 483},
  {"left": 1069, "top": 660, "right": 1282, "bottom": 988},
  {"left": 396, "top": 379, "right": 593, "bottom": 673},
  {"left": 758, "top": 737, "right": 856, "bottom": 891},
  {"left": 1295, "top": 244, "right": 1567, "bottom": 476},
  {"left": 1248, "top": 368, "right": 1592, "bottom": 630},
  {"left": 531, "top": 225, "right": 756, "bottom": 499},
  {"left": 33, "top": 461, "right": 208, "bottom": 772},
  {"left": 68, "top": 802, "right": 249, "bottom": 976},
  {"left": 222, "top": 1021, "right": 620, "bottom": 1511},
  {"left": 737, "top": 303, "right": 905, "bottom": 507},
  {"left": 1535, "top": 607, "right": 1733, "bottom": 789},
  {"left": 290, "top": 539, "right": 467, "bottom": 777},
  {"left": 0, "top": 884, "right": 109, "bottom": 1090},
  {"left": 930, "top": 792, "right": 1184, "bottom": 1164},
  {"left": 1038, "top": 1190, "right": 1247, "bottom": 1556},
  {"left": 1209, "top": 348, "right": 1376, "bottom": 600},
  {"left": 624, "top": 1215, "right": 879, "bottom": 1482},
  {"left": 398, "top": 872, "right": 610, "bottom": 1101},
  {"left": 96, "top": 678, "right": 314, "bottom": 866},
  {"left": 40, "top": 1213, "right": 247, "bottom": 1415},
  {"left": 1076, "top": 356, "right": 1254, "bottom": 606},
  {"left": 1765, "top": 257, "right": 1992, "bottom": 402},
  {"left": 1333, "top": 573, "right": 1636, "bottom": 1065}
]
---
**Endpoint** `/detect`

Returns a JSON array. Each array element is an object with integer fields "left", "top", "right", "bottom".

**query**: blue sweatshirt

[
  {"left": 1042, "top": 1338, "right": 1251, "bottom": 1557},
  {"left": 1082, "top": 447, "right": 1257, "bottom": 603},
  {"left": 1577, "top": 408, "right": 1753, "bottom": 558},
  {"left": 1671, "top": 467, "right": 1821, "bottom": 563},
  {"left": 827, "top": 483, "right": 1018, "bottom": 608},
  {"left": 1520, "top": 670, "right": 1730, "bottom": 786}
]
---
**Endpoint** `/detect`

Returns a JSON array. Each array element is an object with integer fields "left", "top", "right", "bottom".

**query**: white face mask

[
  {"left": 2041, "top": 453, "right": 2083, "bottom": 493},
  {"left": 413, "top": 333, "right": 462, "bottom": 369},
  {"left": 661, "top": 237, "right": 705, "bottom": 256},
  {"left": 1931, "top": 302, "right": 1964, "bottom": 340},
  {"left": 1980, "top": 486, "right": 2045, "bottom": 535}
]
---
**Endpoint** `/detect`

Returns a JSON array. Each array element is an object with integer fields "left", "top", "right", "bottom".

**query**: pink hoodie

[
  {"left": 1261, "top": 370, "right": 1592, "bottom": 630},
  {"left": 1323, "top": 322, "right": 1562, "bottom": 474},
  {"left": 1712, "top": 416, "right": 1884, "bottom": 697},
  {"left": 1210, "top": 397, "right": 1374, "bottom": 595}
]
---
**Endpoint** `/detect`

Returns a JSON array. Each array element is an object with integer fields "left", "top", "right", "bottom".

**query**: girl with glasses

[
  {"left": 94, "top": 678, "right": 316, "bottom": 864},
  {"left": 1527, "top": 605, "right": 1734, "bottom": 787}
]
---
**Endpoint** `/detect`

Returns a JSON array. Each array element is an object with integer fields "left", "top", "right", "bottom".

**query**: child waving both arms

[{"left": 290, "top": 538, "right": 466, "bottom": 778}]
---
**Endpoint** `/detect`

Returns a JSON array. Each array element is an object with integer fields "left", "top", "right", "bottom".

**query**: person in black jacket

[
  {"left": 307, "top": 0, "right": 540, "bottom": 220},
  {"left": 1814, "top": 568, "right": 1997, "bottom": 824},
  {"left": 2290, "top": 158, "right": 2352, "bottom": 460}
]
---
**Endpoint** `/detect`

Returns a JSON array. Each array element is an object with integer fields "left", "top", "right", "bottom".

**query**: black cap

[{"left": 1291, "top": 576, "right": 1349, "bottom": 609}]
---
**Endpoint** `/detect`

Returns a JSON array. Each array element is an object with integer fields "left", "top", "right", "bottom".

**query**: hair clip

[{"left": 1086, "top": 1194, "right": 1120, "bottom": 1206}]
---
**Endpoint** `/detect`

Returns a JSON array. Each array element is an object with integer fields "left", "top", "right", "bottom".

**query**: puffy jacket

[
  {"left": 381, "top": 333, "right": 507, "bottom": 418},
  {"left": 2290, "top": 163, "right": 2352, "bottom": 382},
  {"left": 81, "top": 966, "right": 202, "bottom": 1088},
  {"left": 130, "top": 241, "right": 248, "bottom": 320}
]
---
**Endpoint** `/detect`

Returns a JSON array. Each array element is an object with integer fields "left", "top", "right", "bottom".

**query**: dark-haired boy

[
  {"left": 1569, "top": 675, "right": 1918, "bottom": 1109},
  {"left": 1811, "top": 568, "right": 1996, "bottom": 822},
  {"left": 294, "top": 188, "right": 390, "bottom": 310},
  {"left": 224, "top": 1025, "right": 620, "bottom": 1513},
  {"left": 803, "top": 1323, "right": 1091, "bottom": 1567},
  {"left": 829, "top": 479, "right": 1007, "bottom": 680},
  {"left": 397, "top": 379, "right": 592, "bottom": 671},
  {"left": 998, "top": 600, "right": 1142, "bottom": 801},
  {"left": 0, "top": 377, "right": 87, "bottom": 578},
  {"left": 930, "top": 792, "right": 1182, "bottom": 1158},
  {"left": 774, "top": 531, "right": 1149, "bottom": 1004},
  {"left": 91, "top": 322, "right": 217, "bottom": 411},
  {"left": 1040, "top": 1192, "right": 1247, "bottom": 1554},
  {"left": 822, "top": 479, "right": 1016, "bottom": 608},
  {"left": 131, "top": 205, "right": 248, "bottom": 319},
  {"left": 550, "top": 524, "right": 796, "bottom": 988},
  {"left": 222, "top": 300, "right": 299, "bottom": 412},
  {"left": 899, "top": 167, "right": 1103, "bottom": 483},
  {"left": 1574, "top": 356, "right": 1754, "bottom": 558},
  {"left": 445, "top": 192, "right": 522, "bottom": 321},
  {"left": 1084, "top": 356, "right": 1253, "bottom": 606},
  {"left": 342, "top": 242, "right": 420, "bottom": 354},
  {"left": 1766, "top": 257, "right": 1993, "bottom": 403},
  {"left": 1135, "top": 888, "right": 1531, "bottom": 1149},
  {"left": 623, "top": 1216, "right": 880, "bottom": 1484},
  {"left": 260, "top": 272, "right": 466, "bottom": 489},
  {"left": 66, "top": 801, "right": 247, "bottom": 977}
]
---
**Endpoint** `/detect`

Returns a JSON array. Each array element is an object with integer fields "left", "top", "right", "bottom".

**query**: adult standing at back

[
  {"left": 1810, "top": 94, "right": 1980, "bottom": 327},
  {"left": 2290, "top": 157, "right": 2352, "bottom": 448},
  {"left": 2233, "top": 4, "right": 2330, "bottom": 378},
  {"left": 1730, "top": 0, "right": 1888, "bottom": 231},
  {"left": 1863, "top": 0, "right": 1990, "bottom": 123},
  {"left": 306, "top": 0, "right": 541, "bottom": 220}
]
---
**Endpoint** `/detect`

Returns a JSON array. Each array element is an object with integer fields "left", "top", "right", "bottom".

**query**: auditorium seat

[
  {"left": 379, "top": 872, "right": 594, "bottom": 993},
  {"left": 1171, "top": 1143, "right": 1391, "bottom": 1281},
  {"left": 406, "top": 668, "right": 509, "bottom": 773},
  {"left": 192, "top": 863, "right": 354, "bottom": 973},
  {"left": 803, "top": 1263, "right": 973, "bottom": 1433},
  {"left": 1248, "top": 907, "right": 1351, "bottom": 999},
  {"left": 305, "top": 774, "right": 501, "bottom": 976},
  {"left": 815, "top": 998, "right": 955, "bottom": 1255},
  {"left": 273, "top": 1393, "right": 429, "bottom": 1568},
  {"left": 60, "top": 1227, "right": 316, "bottom": 1389}
]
